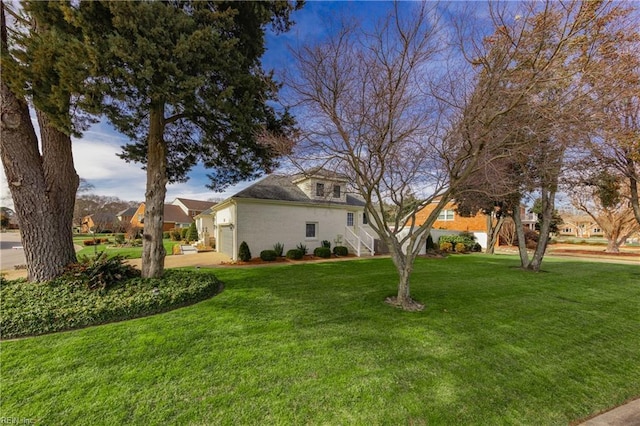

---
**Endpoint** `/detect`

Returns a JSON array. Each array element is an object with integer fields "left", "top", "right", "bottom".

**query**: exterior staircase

[{"left": 344, "top": 226, "right": 375, "bottom": 257}]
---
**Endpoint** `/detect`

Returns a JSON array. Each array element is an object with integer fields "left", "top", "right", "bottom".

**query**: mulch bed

[{"left": 221, "top": 254, "right": 357, "bottom": 266}]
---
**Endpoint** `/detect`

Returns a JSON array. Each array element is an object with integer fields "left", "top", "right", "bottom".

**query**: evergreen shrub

[
  {"left": 333, "top": 246, "right": 348, "bottom": 256},
  {"left": 260, "top": 250, "right": 277, "bottom": 261},
  {"left": 286, "top": 249, "right": 304, "bottom": 260},
  {"left": 314, "top": 247, "right": 331, "bottom": 258},
  {"left": 238, "top": 241, "right": 252, "bottom": 262}
]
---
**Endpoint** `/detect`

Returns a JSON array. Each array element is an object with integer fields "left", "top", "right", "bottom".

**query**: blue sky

[{"left": 0, "top": 1, "right": 484, "bottom": 207}]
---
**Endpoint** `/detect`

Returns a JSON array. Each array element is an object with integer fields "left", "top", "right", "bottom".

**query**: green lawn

[
  {"left": 74, "top": 235, "right": 177, "bottom": 258},
  {"left": 1, "top": 255, "right": 639, "bottom": 424}
]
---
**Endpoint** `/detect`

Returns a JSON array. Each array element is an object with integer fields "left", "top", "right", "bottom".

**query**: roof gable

[
  {"left": 173, "top": 198, "right": 215, "bottom": 211},
  {"left": 163, "top": 204, "right": 193, "bottom": 224}
]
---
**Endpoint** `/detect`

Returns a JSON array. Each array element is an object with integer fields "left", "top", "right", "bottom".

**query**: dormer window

[
  {"left": 333, "top": 185, "right": 341, "bottom": 198},
  {"left": 316, "top": 183, "right": 325, "bottom": 197}
]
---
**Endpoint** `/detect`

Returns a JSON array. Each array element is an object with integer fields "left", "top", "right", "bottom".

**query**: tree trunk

[
  {"left": 528, "top": 189, "right": 556, "bottom": 272},
  {"left": 37, "top": 110, "right": 79, "bottom": 262},
  {"left": 512, "top": 207, "right": 529, "bottom": 268},
  {"left": 1, "top": 80, "right": 78, "bottom": 281},
  {"left": 485, "top": 213, "right": 505, "bottom": 255},
  {"left": 605, "top": 239, "right": 621, "bottom": 253},
  {"left": 386, "top": 239, "right": 424, "bottom": 312},
  {"left": 141, "top": 104, "right": 168, "bottom": 278},
  {"left": 1, "top": 7, "right": 79, "bottom": 282},
  {"left": 628, "top": 160, "right": 640, "bottom": 227}
]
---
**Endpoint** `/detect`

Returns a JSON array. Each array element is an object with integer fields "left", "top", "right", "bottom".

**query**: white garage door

[{"left": 220, "top": 226, "right": 233, "bottom": 257}]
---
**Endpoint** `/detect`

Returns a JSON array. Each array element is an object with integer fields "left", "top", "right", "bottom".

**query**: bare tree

[
  {"left": 464, "top": 1, "right": 632, "bottom": 271},
  {"left": 583, "top": 7, "right": 640, "bottom": 226},
  {"left": 286, "top": 2, "right": 562, "bottom": 309},
  {"left": 571, "top": 173, "right": 640, "bottom": 253}
]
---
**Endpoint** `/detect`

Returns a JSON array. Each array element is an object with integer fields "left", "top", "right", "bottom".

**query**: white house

[
  {"left": 194, "top": 206, "right": 216, "bottom": 246},
  {"left": 207, "top": 169, "right": 377, "bottom": 261}
]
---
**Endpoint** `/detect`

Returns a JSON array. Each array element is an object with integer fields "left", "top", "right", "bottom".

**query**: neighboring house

[
  {"left": 130, "top": 198, "right": 213, "bottom": 232},
  {"left": 410, "top": 200, "right": 538, "bottom": 250},
  {"left": 81, "top": 213, "right": 120, "bottom": 233},
  {"left": 208, "top": 169, "right": 376, "bottom": 261},
  {"left": 412, "top": 200, "right": 491, "bottom": 248},
  {"left": 172, "top": 198, "right": 216, "bottom": 219},
  {"left": 116, "top": 207, "right": 138, "bottom": 223},
  {"left": 557, "top": 211, "right": 603, "bottom": 238},
  {"left": 194, "top": 206, "right": 216, "bottom": 246}
]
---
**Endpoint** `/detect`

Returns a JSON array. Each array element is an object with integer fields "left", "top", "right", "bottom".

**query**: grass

[
  {"left": 73, "top": 236, "right": 177, "bottom": 258},
  {"left": 1, "top": 255, "right": 639, "bottom": 424}
]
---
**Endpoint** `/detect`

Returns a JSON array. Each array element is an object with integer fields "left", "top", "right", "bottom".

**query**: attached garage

[{"left": 219, "top": 225, "right": 234, "bottom": 258}]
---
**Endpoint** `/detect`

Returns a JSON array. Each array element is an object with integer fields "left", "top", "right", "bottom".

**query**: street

[{"left": 0, "top": 232, "right": 26, "bottom": 271}]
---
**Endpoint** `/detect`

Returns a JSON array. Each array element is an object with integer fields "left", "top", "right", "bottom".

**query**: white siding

[{"left": 234, "top": 200, "right": 362, "bottom": 260}]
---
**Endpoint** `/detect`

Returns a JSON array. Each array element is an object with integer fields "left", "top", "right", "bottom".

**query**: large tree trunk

[
  {"left": 1, "top": 6, "right": 79, "bottom": 281},
  {"left": 485, "top": 213, "right": 505, "bottom": 255},
  {"left": 628, "top": 159, "right": 640, "bottom": 227},
  {"left": 37, "top": 110, "right": 79, "bottom": 261},
  {"left": 1, "top": 77, "right": 78, "bottom": 281},
  {"left": 512, "top": 206, "right": 530, "bottom": 268},
  {"left": 385, "top": 238, "right": 424, "bottom": 312},
  {"left": 141, "top": 104, "right": 168, "bottom": 278},
  {"left": 528, "top": 189, "right": 555, "bottom": 272}
]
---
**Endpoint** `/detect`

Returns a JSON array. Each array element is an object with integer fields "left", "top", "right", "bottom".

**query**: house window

[
  {"left": 593, "top": 227, "right": 601, "bottom": 233},
  {"left": 306, "top": 222, "right": 317, "bottom": 239},
  {"left": 333, "top": 185, "right": 341, "bottom": 198},
  {"left": 316, "top": 183, "right": 325, "bottom": 197},
  {"left": 438, "top": 210, "right": 454, "bottom": 221},
  {"left": 363, "top": 212, "right": 368, "bottom": 225},
  {"left": 347, "top": 212, "right": 354, "bottom": 227}
]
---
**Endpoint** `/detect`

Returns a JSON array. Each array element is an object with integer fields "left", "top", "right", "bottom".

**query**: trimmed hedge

[
  {"left": 286, "top": 249, "right": 304, "bottom": 260},
  {"left": 0, "top": 270, "right": 223, "bottom": 340},
  {"left": 333, "top": 246, "right": 348, "bottom": 256},
  {"left": 314, "top": 247, "right": 332, "bottom": 258},
  {"left": 260, "top": 250, "right": 278, "bottom": 261}
]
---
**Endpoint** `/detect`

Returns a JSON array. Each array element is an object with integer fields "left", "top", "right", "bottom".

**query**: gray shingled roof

[
  {"left": 116, "top": 207, "right": 138, "bottom": 217},
  {"left": 232, "top": 174, "right": 365, "bottom": 207}
]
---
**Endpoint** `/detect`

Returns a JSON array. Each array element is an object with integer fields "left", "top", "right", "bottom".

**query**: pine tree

[{"left": 74, "top": 1, "right": 300, "bottom": 277}]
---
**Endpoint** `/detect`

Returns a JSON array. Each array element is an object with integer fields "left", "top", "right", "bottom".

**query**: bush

[
  {"left": 426, "top": 234, "right": 436, "bottom": 251},
  {"left": 163, "top": 231, "right": 171, "bottom": 239},
  {"left": 440, "top": 241, "right": 453, "bottom": 252},
  {"left": 286, "top": 249, "right": 304, "bottom": 260},
  {"left": 171, "top": 230, "right": 182, "bottom": 241},
  {"left": 314, "top": 247, "right": 332, "bottom": 258},
  {"left": 63, "top": 252, "right": 141, "bottom": 291},
  {"left": 238, "top": 241, "right": 252, "bottom": 262},
  {"left": 439, "top": 233, "right": 476, "bottom": 252},
  {"left": 0, "top": 270, "right": 223, "bottom": 339},
  {"left": 455, "top": 242, "right": 467, "bottom": 253},
  {"left": 472, "top": 242, "right": 482, "bottom": 252},
  {"left": 180, "top": 228, "right": 189, "bottom": 239},
  {"left": 273, "top": 242, "right": 284, "bottom": 257},
  {"left": 333, "top": 246, "right": 348, "bottom": 256},
  {"left": 260, "top": 250, "right": 277, "bottom": 261},
  {"left": 114, "top": 233, "right": 125, "bottom": 244},
  {"left": 83, "top": 239, "right": 98, "bottom": 246},
  {"left": 296, "top": 243, "right": 308, "bottom": 255},
  {"left": 321, "top": 240, "right": 331, "bottom": 249},
  {"left": 187, "top": 222, "right": 198, "bottom": 242}
]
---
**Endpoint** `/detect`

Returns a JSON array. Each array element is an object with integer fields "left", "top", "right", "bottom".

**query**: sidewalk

[{"left": 577, "top": 398, "right": 640, "bottom": 425}]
